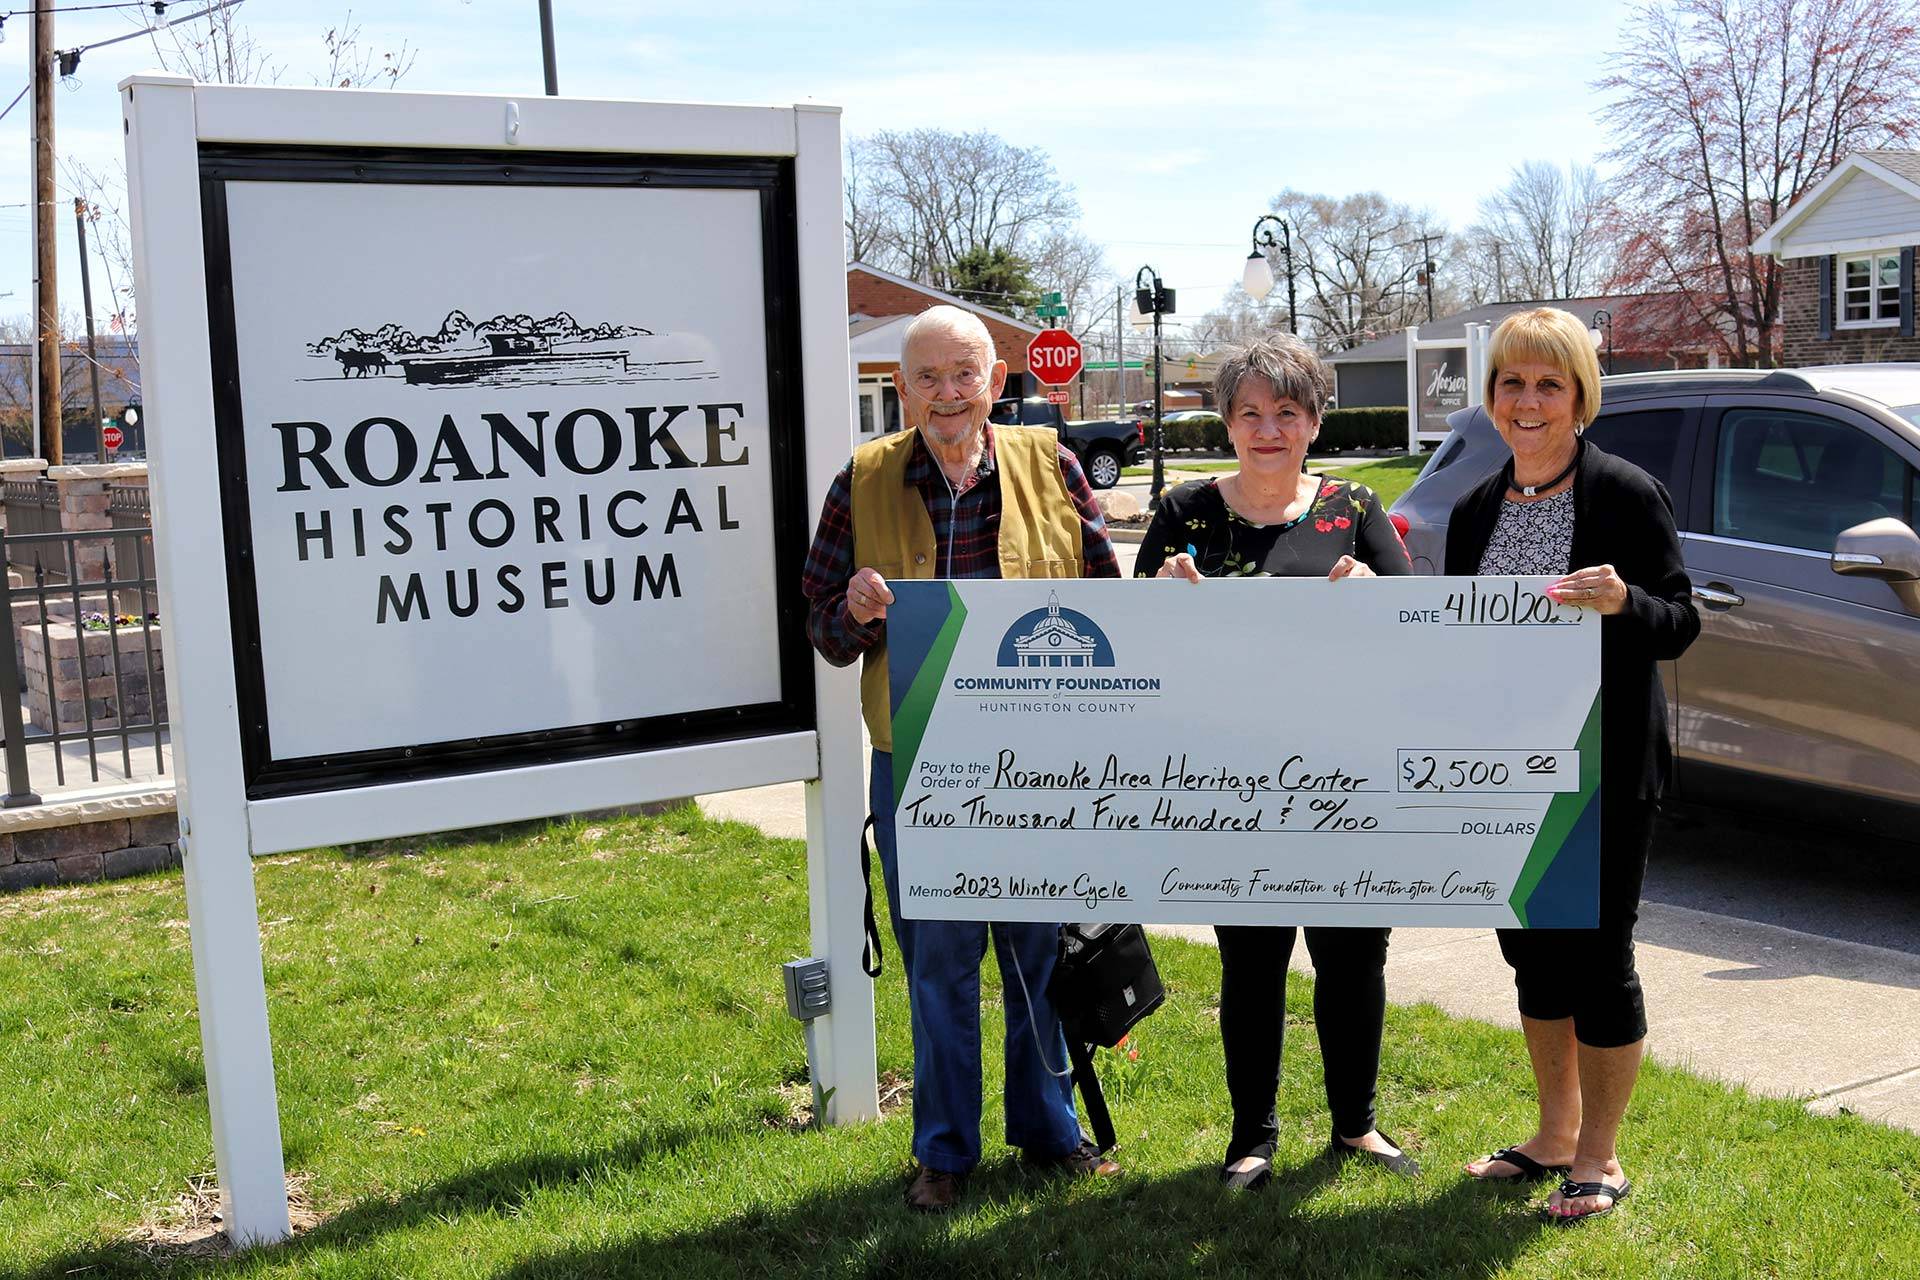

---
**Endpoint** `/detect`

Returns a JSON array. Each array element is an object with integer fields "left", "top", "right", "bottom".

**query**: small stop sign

[
  {"left": 1026, "top": 329, "right": 1083, "bottom": 386},
  {"left": 102, "top": 424, "right": 124, "bottom": 451}
]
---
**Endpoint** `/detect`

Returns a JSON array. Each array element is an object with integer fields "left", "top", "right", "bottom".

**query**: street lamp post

[
  {"left": 1134, "top": 265, "right": 1175, "bottom": 505},
  {"left": 1243, "top": 215, "right": 1297, "bottom": 335},
  {"left": 1588, "top": 309, "right": 1614, "bottom": 375}
]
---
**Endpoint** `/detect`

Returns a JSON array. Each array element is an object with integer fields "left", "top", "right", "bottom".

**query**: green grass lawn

[
  {"left": 4, "top": 807, "right": 1916, "bottom": 1278},
  {"left": 1121, "top": 454, "right": 1428, "bottom": 508},
  {"left": 1320, "top": 454, "right": 1428, "bottom": 508}
]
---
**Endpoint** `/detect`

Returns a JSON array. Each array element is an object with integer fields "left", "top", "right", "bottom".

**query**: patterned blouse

[
  {"left": 1475, "top": 488, "right": 1576, "bottom": 576},
  {"left": 1134, "top": 477, "right": 1413, "bottom": 578}
]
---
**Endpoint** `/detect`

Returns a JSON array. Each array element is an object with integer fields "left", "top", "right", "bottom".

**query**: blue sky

[{"left": 0, "top": 0, "right": 1638, "bottom": 334}]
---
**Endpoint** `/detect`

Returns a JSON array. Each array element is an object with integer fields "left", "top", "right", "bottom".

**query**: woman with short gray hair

[{"left": 1136, "top": 332, "right": 1416, "bottom": 1189}]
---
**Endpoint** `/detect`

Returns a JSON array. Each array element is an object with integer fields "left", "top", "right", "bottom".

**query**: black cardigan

[{"left": 1445, "top": 439, "right": 1701, "bottom": 800}]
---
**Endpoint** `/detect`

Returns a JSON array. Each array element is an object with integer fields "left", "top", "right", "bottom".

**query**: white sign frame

[
  {"left": 1405, "top": 321, "right": 1491, "bottom": 451},
  {"left": 123, "top": 76, "right": 873, "bottom": 1245}
]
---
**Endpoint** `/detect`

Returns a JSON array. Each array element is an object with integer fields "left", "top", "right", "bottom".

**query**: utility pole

[
  {"left": 74, "top": 200, "right": 105, "bottom": 459},
  {"left": 32, "top": 3, "right": 62, "bottom": 465},
  {"left": 1401, "top": 232, "right": 1444, "bottom": 323},
  {"left": 538, "top": 0, "right": 559, "bottom": 94},
  {"left": 1112, "top": 282, "right": 1124, "bottom": 416}
]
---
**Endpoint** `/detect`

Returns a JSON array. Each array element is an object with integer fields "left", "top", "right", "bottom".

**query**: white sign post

[{"left": 123, "top": 75, "right": 875, "bottom": 1245}]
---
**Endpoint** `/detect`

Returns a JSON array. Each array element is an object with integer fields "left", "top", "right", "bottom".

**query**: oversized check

[{"left": 886, "top": 577, "right": 1600, "bottom": 928}]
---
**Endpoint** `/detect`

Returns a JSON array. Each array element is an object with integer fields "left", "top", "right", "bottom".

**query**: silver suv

[{"left": 1391, "top": 365, "right": 1920, "bottom": 840}]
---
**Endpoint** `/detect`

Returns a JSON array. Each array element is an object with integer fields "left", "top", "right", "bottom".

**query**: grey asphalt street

[{"left": 1646, "top": 806, "right": 1920, "bottom": 954}]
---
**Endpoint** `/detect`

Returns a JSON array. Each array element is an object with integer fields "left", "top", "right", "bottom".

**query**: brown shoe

[
  {"left": 1029, "top": 1138, "right": 1122, "bottom": 1178},
  {"left": 904, "top": 1163, "right": 965, "bottom": 1213}
]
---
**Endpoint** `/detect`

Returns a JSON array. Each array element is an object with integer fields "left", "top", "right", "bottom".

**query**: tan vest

[{"left": 851, "top": 426, "right": 1084, "bottom": 750}]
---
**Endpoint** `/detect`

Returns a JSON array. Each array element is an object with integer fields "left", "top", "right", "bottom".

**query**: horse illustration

[{"left": 335, "top": 348, "right": 390, "bottom": 377}]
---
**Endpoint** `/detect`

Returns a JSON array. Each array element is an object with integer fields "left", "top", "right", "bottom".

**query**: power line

[
  {"left": 50, "top": 0, "right": 244, "bottom": 71},
  {"left": 5, "top": 3, "right": 156, "bottom": 14}
]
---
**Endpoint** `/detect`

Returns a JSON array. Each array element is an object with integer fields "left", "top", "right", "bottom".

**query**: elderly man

[{"left": 802, "top": 305, "right": 1122, "bottom": 1212}]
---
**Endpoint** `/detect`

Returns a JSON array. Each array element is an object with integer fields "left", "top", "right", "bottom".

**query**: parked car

[
  {"left": 1391, "top": 365, "right": 1920, "bottom": 840},
  {"left": 989, "top": 397, "right": 1143, "bottom": 489},
  {"left": 990, "top": 396, "right": 1066, "bottom": 428}
]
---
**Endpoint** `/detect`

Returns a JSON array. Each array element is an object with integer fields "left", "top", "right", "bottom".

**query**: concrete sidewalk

[{"left": 699, "top": 780, "right": 1920, "bottom": 1134}]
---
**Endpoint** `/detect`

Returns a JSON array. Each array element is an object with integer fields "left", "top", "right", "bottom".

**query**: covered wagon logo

[
  {"left": 276, "top": 304, "right": 757, "bottom": 627},
  {"left": 306, "top": 307, "right": 718, "bottom": 388}
]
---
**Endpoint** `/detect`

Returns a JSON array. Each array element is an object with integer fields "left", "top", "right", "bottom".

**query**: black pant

[
  {"left": 1215, "top": 924, "right": 1391, "bottom": 1161},
  {"left": 1495, "top": 796, "right": 1655, "bottom": 1049}
]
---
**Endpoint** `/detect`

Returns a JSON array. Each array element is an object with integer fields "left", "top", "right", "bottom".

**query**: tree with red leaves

[{"left": 1597, "top": 0, "right": 1920, "bottom": 365}]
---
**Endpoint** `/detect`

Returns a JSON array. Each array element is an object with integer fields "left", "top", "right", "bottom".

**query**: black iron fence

[
  {"left": 0, "top": 524, "right": 166, "bottom": 802},
  {"left": 2, "top": 479, "right": 152, "bottom": 583}
]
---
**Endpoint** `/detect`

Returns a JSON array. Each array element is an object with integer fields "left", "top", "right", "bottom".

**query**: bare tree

[
  {"left": 318, "top": 11, "right": 417, "bottom": 89},
  {"left": 69, "top": 12, "right": 420, "bottom": 332},
  {"left": 1187, "top": 291, "right": 1291, "bottom": 351},
  {"left": 1026, "top": 228, "right": 1109, "bottom": 321},
  {"left": 1597, "top": 0, "right": 1920, "bottom": 365},
  {"left": 142, "top": 5, "right": 284, "bottom": 84},
  {"left": 844, "top": 129, "right": 1084, "bottom": 306},
  {"left": 1461, "top": 162, "right": 1618, "bottom": 303},
  {"left": 1264, "top": 190, "right": 1460, "bottom": 350},
  {"left": 0, "top": 313, "right": 138, "bottom": 453}
]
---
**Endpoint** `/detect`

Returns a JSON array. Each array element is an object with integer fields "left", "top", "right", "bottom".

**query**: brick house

[
  {"left": 846, "top": 263, "right": 1041, "bottom": 442},
  {"left": 1752, "top": 151, "right": 1920, "bottom": 366}
]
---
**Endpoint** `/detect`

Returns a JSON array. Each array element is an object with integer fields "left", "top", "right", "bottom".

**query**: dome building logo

[{"left": 996, "top": 592, "right": 1115, "bottom": 669}]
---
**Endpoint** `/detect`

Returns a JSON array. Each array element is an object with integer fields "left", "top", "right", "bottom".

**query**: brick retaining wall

[{"left": 0, "top": 789, "right": 179, "bottom": 891}]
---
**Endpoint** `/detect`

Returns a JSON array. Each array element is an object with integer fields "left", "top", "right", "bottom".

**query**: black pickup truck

[{"left": 988, "top": 397, "right": 1143, "bottom": 489}]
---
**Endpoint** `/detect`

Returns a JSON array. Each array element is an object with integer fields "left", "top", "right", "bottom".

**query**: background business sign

[
  {"left": 1415, "top": 344, "right": 1470, "bottom": 435},
  {"left": 202, "top": 149, "right": 814, "bottom": 795}
]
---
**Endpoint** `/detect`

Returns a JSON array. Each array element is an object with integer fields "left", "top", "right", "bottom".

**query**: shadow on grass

[
  {"left": 26, "top": 1118, "right": 1561, "bottom": 1280},
  {"left": 484, "top": 1154, "right": 1553, "bottom": 1280},
  {"left": 22, "top": 1117, "right": 717, "bottom": 1280}
]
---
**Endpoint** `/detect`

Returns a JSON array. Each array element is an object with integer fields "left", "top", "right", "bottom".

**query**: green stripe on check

[
  {"left": 1508, "top": 690, "right": 1602, "bottom": 927},
  {"left": 890, "top": 583, "right": 968, "bottom": 810}
]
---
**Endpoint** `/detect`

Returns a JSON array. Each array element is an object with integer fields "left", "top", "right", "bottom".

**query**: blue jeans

[{"left": 871, "top": 751, "right": 1083, "bottom": 1173}]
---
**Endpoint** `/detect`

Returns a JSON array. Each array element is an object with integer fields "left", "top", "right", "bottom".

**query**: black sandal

[
  {"left": 1551, "top": 1176, "right": 1631, "bottom": 1224},
  {"left": 1328, "top": 1129, "right": 1421, "bottom": 1178},
  {"left": 1469, "top": 1145, "right": 1570, "bottom": 1183}
]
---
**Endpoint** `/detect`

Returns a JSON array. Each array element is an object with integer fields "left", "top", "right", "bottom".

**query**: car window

[
  {"left": 1420, "top": 433, "right": 1464, "bottom": 479},
  {"left": 1585, "top": 407, "right": 1686, "bottom": 491},
  {"left": 1712, "top": 408, "right": 1910, "bottom": 551}
]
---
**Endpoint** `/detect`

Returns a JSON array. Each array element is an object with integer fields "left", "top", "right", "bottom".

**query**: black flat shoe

[
  {"left": 1328, "top": 1129, "right": 1421, "bottom": 1178},
  {"left": 1220, "top": 1140, "right": 1276, "bottom": 1191}
]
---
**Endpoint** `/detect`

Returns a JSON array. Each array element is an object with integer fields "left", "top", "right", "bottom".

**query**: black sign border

[{"left": 198, "top": 144, "right": 816, "bottom": 800}]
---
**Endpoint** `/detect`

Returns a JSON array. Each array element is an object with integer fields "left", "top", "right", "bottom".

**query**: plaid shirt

[{"left": 802, "top": 425, "right": 1120, "bottom": 666}]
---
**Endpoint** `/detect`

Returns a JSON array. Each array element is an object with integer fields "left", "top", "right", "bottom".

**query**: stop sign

[
  {"left": 1026, "top": 329, "right": 1083, "bottom": 387},
  {"left": 102, "top": 424, "right": 124, "bottom": 451}
]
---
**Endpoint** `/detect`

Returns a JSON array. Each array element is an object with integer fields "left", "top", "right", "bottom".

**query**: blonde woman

[{"left": 1448, "top": 308, "right": 1699, "bottom": 1223}]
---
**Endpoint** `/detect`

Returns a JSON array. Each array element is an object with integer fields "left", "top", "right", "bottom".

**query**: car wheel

[{"left": 1086, "top": 447, "right": 1122, "bottom": 489}]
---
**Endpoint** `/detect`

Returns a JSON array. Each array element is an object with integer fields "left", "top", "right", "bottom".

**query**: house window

[{"left": 1837, "top": 251, "right": 1902, "bottom": 326}]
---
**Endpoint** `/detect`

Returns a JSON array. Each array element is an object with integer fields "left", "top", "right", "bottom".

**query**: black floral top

[{"left": 1134, "top": 476, "right": 1413, "bottom": 578}]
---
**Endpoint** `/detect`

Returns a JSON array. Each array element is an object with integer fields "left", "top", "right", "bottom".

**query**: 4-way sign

[{"left": 1026, "top": 329, "right": 1083, "bottom": 387}]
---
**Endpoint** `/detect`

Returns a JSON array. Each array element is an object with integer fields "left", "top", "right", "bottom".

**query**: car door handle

[{"left": 1692, "top": 584, "right": 1745, "bottom": 608}]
